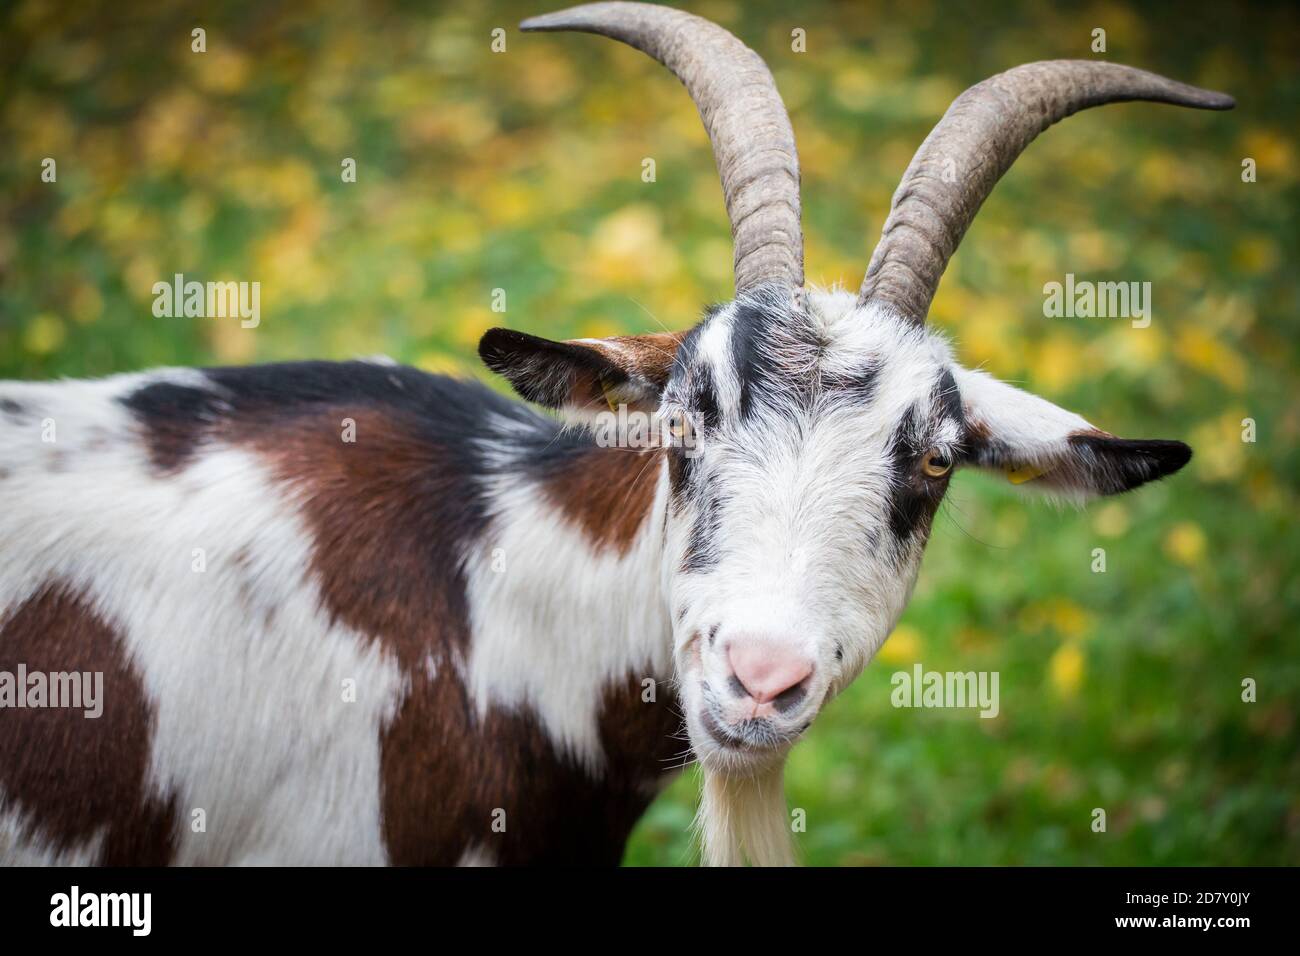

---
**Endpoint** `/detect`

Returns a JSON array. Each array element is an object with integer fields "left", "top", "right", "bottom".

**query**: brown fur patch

[
  {"left": 541, "top": 447, "right": 664, "bottom": 555},
  {"left": 596, "top": 332, "right": 684, "bottom": 391},
  {"left": 0, "top": 582, "right": 177, "bottom": 864},
  {"left": 381, "top": 668, "right": 679, "bottom": 865},
  {"left": 240, "top": 406, "right": 680, "bottom": 864},
  {"left": 245, "top": 408, "right": 481, "bottom": 670}
]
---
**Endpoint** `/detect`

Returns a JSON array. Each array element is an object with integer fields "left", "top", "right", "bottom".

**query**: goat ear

[
  {"left": 951, "top": 365, "right": 1192, "bottom": 498},
  {"left": 478, "top": 328, "right": 682, "bottom": 417}
]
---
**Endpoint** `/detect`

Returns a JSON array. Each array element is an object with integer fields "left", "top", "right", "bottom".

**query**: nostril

[
  {"left": 726, "top": 641, "right": 815, "bottom": 707},
  {"left": 772, "top": 679, "right": 808, "bottom": 715}
]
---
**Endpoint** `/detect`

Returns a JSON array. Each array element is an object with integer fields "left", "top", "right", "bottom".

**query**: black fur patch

[
  {"left": 884, "top": 402, "right": 949, "bottom": 544},
  {"left": 120, "top": 360, "right": 548, "bottom": 488},
  {"left": 823, "top": 361, "right": 881, "bottom": 404},
  {"left": 885, "top": 403, "right": 927, "bottom": 541},
  {"left": 1065, "top": 434, "right": 1192, "bottom": 493},
  {"left": 934, "top": 369, "right": 964, "bottom": 427},
  {"left": 670, "top": 446, "right": 722, "bottom": 574},
  {"left": 1, "top": 397, "right": 30, "bottom": 423},
  {"left": 691, "top": 363, "right": 721, "bottom": 432},
  {"left": 119, "top": 381, "right": 227, "bottom": 473},
  {"left": 727, "top": 301, "right": 818, "bottom": 420},
  {"left": 479, "top": 329, "right": 629, "bottom": 409},
  {"left": 681, "top": 487, "right": 722, "bottom": 573}
]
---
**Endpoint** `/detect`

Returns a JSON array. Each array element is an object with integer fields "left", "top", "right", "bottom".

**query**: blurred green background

[{"left": 2, "top": 0, "right": 1297, "bottom": 865}]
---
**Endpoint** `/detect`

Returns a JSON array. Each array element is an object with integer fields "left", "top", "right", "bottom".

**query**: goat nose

[{"left": 727, "top": 640, "right": 814, "bottom": 706}]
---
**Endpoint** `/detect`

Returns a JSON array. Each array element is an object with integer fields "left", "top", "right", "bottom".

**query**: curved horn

[
  {"left": 859, "top": 60, "right": 1234, "bottom": 322},
  {"left": 522, "top": 2, "right": 803, "bottom": 294}
]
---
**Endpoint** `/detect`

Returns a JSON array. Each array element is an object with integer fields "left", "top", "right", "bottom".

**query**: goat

[{"left": 0, "top": 2, "right": 1232, "bottom": 866}]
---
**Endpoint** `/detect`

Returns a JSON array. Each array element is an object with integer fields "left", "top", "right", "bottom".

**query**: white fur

[
  {"left": 464, "top": 450, "right": 675, "bottom": 770},
  {"left": 0, "top": 372, "right": 403, "bottom": 865}
]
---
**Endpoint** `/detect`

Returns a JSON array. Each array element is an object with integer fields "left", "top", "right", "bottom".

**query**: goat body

[{"left": 0, "top": 361, "right": 676, "bottom": 865}]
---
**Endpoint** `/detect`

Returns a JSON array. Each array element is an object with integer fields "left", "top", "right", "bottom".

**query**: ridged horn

[
  {"left": 522, "top": 2, "right": 804, "bottom": 294},
  {"left": 859, "top": 60, "right": 1234, "bottom": 322}
]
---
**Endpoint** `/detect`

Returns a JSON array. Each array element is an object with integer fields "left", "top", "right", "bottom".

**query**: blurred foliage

[{"left": 2, "top": 0, "right": 1297, "bottom": 865}]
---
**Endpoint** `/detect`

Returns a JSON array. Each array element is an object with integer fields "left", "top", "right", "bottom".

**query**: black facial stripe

[
  {"left": 671, "top": 446, "right": 722, "bottom": 575},
  {"left": 727, "top": 301, "right": 819, "bottom": 420},
  {"left": 728, "top": 303, "right": 770, "bottom": 420},
  {"left": 934, "top": 368, "right": 964, "bottom": 427},
  {"left": 886, "top": 402, "right": 926, "bottom": 541},
  {"left": 692, "top": 363, "right": 720, "bottom": 431},
  {"left": 823, "top": 360, "right": 881, "bottom": 404},
  {"left": 666, "top": 444, "right": 695, "bottom": 500},
  {"left": 884, "top": 398, "right": 951, "bottom": 545},
  {"left": 681, "top": 481, "right": 722, "bottom": 573},
  {"left": 960, "top": 419, "right": 1012, "bottom": 468}
]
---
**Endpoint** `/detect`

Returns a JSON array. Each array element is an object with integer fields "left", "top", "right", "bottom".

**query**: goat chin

[{"left": 696, "top": 761, "right": 796, "bottom": 867}]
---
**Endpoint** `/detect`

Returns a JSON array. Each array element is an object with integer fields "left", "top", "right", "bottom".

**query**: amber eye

[
  {"left": 921, "top": 449, "right": 953, "bottom": 477},
  {"left": 665, "top": 411, "right": 690, "bottom": 441}
]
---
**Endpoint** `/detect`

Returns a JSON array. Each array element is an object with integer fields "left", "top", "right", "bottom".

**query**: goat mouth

[
  {"left": 698, "top": 707, "right": 802, "bottom": 752},
  {"left": 698, "top": 708, "right": 749, "bottom": 749}
]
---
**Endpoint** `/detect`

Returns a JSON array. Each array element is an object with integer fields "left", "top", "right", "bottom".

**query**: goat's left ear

[
  {"left": 951, "top": 365, "right": 1192, "bottom": 498},
  {"left": 478, "top": 328, "right": 682, "bottom": 418}
]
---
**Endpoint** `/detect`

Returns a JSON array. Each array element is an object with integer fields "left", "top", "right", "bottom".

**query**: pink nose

[{"left": 727, "top": 640, "right": 814, "bottom": 706}]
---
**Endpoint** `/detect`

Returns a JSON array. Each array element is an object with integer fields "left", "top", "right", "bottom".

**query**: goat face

[
  {"left": 480, "top": 284, "right": 1192, "bottom": 774},
  {"left": 660, "top": 290, "right": 958, "bottom": 770}
]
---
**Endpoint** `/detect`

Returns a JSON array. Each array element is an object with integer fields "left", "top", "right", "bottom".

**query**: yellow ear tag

[
  {"left": 599, "top": 376, "right": 620, "bottom": 413},
  {"left": 1006, "top": 463, "right": 1046, "bottom": 485}
]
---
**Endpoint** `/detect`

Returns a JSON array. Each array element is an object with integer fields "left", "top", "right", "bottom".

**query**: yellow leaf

[
  {"left": 1034, "top": 336, "right": 1083, "bottom": 392},
  {"left": 1163, "top": 522, "right": 1207, "bottom": 567},
  {"left": 415, "top": 352, "right": 465, "bottom": 376},
  {"left": 583, "top": 205, "right": 680, "bottom": 286},
  {"left": 1173, "top": 325, "right": 1247, "bottom": 392},
  {"left": 452, "top": 307, "right": 496, "bottom": 349},
  {"left": 877, "top": 624, "right": 922, "bottom": 664},
  {"left": 1230, "top": 237, "right": 1280, "bottom": 276},
  {"left": 1239, "top": 128, "right": 1295, "bottom": 179},
  {"left": 1050, "top": 600, "right": 1092, "bottom": 639},
  {"left": 70, "top": 283, "right": 103, "bottom": 325},
  {"left": 1092, "top": 502, "right": 1130, "bottom": 538},
  {"left": 1049, "top": 643, "right": 1085, "bottom": 698},
  {"left": 24, "top": 313, "right": 65, "bottom": 355},
  {"left": 190, "top": 47, "right": 252, "bottom": 95},
  {"left": 1188, "top": 409, "right": 1249, "bottom": 482},
  {"left": 209, "top": 318, "right": 255, "bottom": 364},
  {"left": 578, "top": 318, "right": 624, "bottom": 340}
]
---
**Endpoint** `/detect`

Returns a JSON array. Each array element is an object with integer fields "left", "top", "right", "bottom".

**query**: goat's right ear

[
  {"left": 478, "top": 328, "right": 682, "bottom": 418},
  {"left": 952, "top": 365, "right": 1192, "bottom": 500}
]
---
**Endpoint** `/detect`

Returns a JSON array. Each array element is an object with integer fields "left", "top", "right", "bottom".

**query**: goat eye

[
  {"left": 665, "top": 410, "right": 691, "bottom": 441},
  {"left": 921, "top": 449, "right": 952, "bottom": 477}
]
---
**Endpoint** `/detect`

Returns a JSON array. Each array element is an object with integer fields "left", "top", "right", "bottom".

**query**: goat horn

[
  {"left": 859, "top": 60, "right": 1234, "bottom": 322},
  {"left": 522, "top": 2, "right": 804, "bottom": 295}
]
